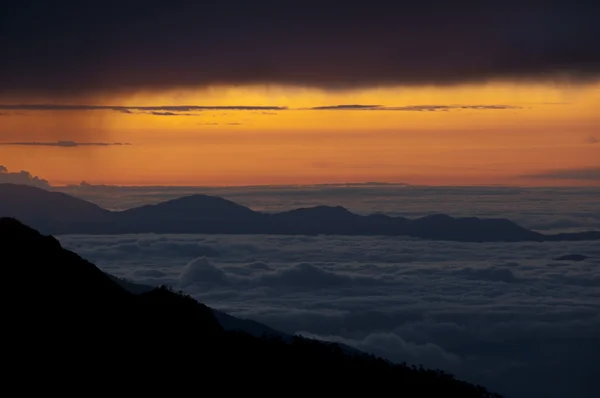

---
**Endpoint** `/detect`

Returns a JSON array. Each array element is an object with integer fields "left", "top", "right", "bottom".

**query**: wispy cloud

[
  {"left": 521, "top": 167, "right": 600, "bottom": 181},
  {"left": 0, "top": 103, "right": 523, "bottom": 115},
  {"left": 0, "top": 104, "right": 288, "bottom": 113},
  {"left": 149, "top": 111, "right": 180, "bottom": 116},
  {"left": 0, "top": 141, "right": 132, "bottom": 148},
  {"left": 310, "top": 105, "right": 382, "bottom": 110},
  {"left": 0, "top": 165, "right": 50, "bottom": 188},
  {"left": 585, "top": 135, "right": 599, "bottom": 144},
  {"left": 308, "top": 104, "right": 523, "bottom": 111},
  {"left": 145, "top": 111, "right": 203, "bottom": 116}
]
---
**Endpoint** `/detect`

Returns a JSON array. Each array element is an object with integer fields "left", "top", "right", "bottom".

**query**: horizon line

[{"left": 47, "top": 182, "right": 600, "bottom": 189}]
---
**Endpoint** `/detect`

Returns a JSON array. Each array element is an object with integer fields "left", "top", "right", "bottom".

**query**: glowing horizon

[{"left": 1, "top": 82, "right": 599, "bottom": 187}]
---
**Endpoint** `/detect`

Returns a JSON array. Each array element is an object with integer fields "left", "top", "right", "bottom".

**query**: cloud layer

[
  {"left": 0, "top": 166, "right": 50, "bottom": 188},
  {"left": 0, "top": 103, "right": 523, "bottom": 115},
  {"left": 1, "top": 2, "right": 599, "bottom": 96},
  {"left": 0, "top": 105, "right": 287, "bottom": 112},
  {"left": 59, "top": 233, "right": 600, "bottom": 398},
  {"left": 0, "top": 141, "right": 131, "bottom": 148}
]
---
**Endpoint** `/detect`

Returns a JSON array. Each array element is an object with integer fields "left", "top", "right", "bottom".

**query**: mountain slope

[
  {"left": 117, "top": 194, "right": 268, "bottom": 233},
  {"left": 107, "top": 273, "right": 367, "bottom": 356},
  {"left": 2, "top": 183, "right": 598, "bottom": 242},
  {"left": 0, "top": 183, "right": 114, "bottom": 234},
  {"left": 0, "top": 217, "right": 501, "bottom": 396},
  {"left": 107, "top": 273, "right": 291, "bottom": 338}
]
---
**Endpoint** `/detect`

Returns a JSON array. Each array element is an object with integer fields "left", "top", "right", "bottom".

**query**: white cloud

[
  {"left": 180, "top": 257, "right": 239, "bottom": 287},
  {"left": 57, "top": 233, "right": 600, "bottom": 398},
  {"left": 0, "top": 166, "right": 50, "bottom": 188},
  {"left": 297, "top": 331, "right": 464, "bottom": 373}
]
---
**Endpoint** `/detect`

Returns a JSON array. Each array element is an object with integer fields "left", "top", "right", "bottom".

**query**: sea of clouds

[{"left": 58, "top": 233, "right": 600, "bottom": 398}]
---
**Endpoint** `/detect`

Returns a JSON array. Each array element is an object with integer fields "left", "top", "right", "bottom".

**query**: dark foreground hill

[
  {"left": 0, "top": 217, "right": 501, "bottom": 396},
  {"left": 4, "top": 182, "right": 598, "bottom": 242}
]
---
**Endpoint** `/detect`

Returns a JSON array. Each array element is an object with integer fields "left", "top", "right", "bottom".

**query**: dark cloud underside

[
  {"left": 0, "top": 141, "right": 132, "bottom": 148},
  {"left": 0, "top": 105, "right": 286, "bottom": 112},
  {"left": 1, "top": 1, "right": 599, "bottom": 96},
  {"left": 0, "top": 104, "right": 524, "bottom": 114}
]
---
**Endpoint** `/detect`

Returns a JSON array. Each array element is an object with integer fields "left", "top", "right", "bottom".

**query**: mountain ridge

[
  {"left": 1, "top": 183, "right": 599, "bottom": 242},
  {"left": 1, "top": 216, "right": 502, "bottom": 396}
]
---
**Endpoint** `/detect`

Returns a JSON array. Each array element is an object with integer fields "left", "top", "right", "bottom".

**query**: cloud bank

[
  {"left": 0, "top": 166, "right": 50, "bottom": 188},
  {"left": 1, "top": 2, "right": 599, "bottom": 96},
  {"left": 59, "top": 233, "right": 600, "bottom": 398}
]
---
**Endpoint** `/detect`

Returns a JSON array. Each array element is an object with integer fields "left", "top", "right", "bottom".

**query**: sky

[{"left": 1, "top": 2, "right": 599, "bottom": 186}]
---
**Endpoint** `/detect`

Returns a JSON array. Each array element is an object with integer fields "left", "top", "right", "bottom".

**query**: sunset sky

[{"left": 1, "top": 2, "right": 599, "bottom": 187}]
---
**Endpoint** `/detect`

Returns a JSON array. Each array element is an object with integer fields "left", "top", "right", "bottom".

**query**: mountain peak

[
  {"left": 125, "top": 193, "right": 256, "bottom": 214},
  {"left": 281, "top": 205, "right": 354, "bottom": 216},
  {"left": 0, "top": 217, "right": 57, "bottom": 245},
  {"left": 165, "top": 194, "right": 249, "bottom": 208}
]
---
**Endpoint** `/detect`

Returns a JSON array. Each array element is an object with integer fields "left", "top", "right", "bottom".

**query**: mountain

[
  {"left": 106, "top": 273, "right": 290, "bottom": 338},
  {"left": 2, "top": 183, "right": 599, "bottom": 242},
  {"left": 0, "top": 183, "right": 115, "bottom": 234},
  {"left": 0, "top": 217, "right": 501, "bottom": 396},
  {"left": 117, "top": 193, "right": 267, "bottom": 233},
  {"left": 107, "top": 273, "right": 363, "bottom": 355}
]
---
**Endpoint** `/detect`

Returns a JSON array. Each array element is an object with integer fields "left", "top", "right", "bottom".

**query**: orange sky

[{"left": 1, "top": 82, "right": 599, "bottom": 186}]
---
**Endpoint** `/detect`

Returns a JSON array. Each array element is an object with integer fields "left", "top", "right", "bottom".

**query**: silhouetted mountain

[
  {"left": 271, "top": 205, "right": 363, "bottom": 234},
  {"left": 1, "top": 217, "right": 501, "bottom": 396},
  {"left": 108, "top": 273, "right": 364, "bottom": 356},
  {"left": 2, "top": 183, "right": 599, "bottom": 242},
  {"left": 117, "top": 193, "right": 267, "bottom": 233},
  {"left": 0, "top": 183, "right": 115, "bottom": 234},
  {"left": 106, "top": 273, "right": 290, "bottom": 338}
]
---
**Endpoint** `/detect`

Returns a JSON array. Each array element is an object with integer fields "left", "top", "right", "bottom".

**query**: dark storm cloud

[
  {"left": 522, "top": 167, "right": 600, "bottom": 181},
  {"left": 0, "top": 141, "right": 132, "bottom": 148},
  {"left": 1, "top": 1, "right": 599, "bottom": 96}
]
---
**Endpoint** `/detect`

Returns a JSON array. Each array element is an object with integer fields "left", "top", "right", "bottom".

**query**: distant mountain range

[
  {"left": 1, "top": 183, "right": 599, "bottom": 242},
  {"left": 1, "top": 216, "right": 501, "bottom": 396}
]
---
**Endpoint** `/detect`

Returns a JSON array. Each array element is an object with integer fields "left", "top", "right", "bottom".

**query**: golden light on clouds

[{"left": 1, "top": 82, "right": 599, "bottom": 186}]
